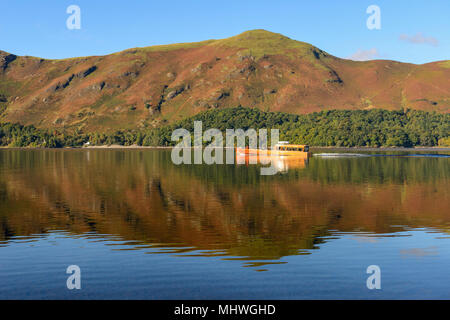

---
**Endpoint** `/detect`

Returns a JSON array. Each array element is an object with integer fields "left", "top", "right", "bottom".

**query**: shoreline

[{"left": 1, "top": 145, "right": 449, "bottom": 152}]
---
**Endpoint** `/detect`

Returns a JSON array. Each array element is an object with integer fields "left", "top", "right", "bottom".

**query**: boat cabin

[{"left": 274, "top": 142, "right": 309, "bottom": 152}]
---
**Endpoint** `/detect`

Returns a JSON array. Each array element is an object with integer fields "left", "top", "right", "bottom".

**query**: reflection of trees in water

[
  {"left": 0, "top": 149, "right": 449, "bottom": 264},
  {"left": 180, "top": 151, "right": 450, "bottom": 186}
]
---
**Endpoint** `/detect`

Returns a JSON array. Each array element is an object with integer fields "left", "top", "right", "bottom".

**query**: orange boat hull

[{"left": 236, "top": 147, "right": 311, "bottom": 159}]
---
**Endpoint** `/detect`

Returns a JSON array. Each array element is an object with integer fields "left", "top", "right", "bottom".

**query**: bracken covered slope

[{"left": 0, "top": 30, "right": 449, "bottom": 132}]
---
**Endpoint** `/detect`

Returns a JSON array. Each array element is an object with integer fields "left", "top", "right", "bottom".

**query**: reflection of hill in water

[{"left": 0, "top": 149, "right": 449, "bottom": 265}]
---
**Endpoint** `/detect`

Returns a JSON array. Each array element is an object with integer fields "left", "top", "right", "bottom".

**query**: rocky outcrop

[
  {"left": 77, "top": 65, "right": 97, "bottom": 78},
  {"left": 47, "top": 74, "right": 75, "bottom": 92},
  {"left": 0, "top": 51, "right": 17, "bottom": 71},
  {"left": 166, "top": 83, "right": 190, "bottom": 101}
]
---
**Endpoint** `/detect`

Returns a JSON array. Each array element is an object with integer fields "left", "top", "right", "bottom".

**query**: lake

[{"left": 0, "top": 148, "right": 449, "bottom": 299}]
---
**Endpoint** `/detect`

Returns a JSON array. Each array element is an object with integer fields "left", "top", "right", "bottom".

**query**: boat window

[{"left": 277, "top": 146, "right": 308, "bottom": 152}]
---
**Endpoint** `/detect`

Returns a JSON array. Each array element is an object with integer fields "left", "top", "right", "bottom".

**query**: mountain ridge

[{"left": 0, "top": 29, "right": 449, "bottom": 132}]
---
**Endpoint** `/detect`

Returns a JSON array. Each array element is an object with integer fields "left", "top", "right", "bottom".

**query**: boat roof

[{"left": 275, "top": 143, "right": 309, "bottom": 147}]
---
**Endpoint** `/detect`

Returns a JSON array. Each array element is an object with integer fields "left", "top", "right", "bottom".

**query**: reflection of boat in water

[
  {"left": 236, "top": 154, "right": 308, "bottom": 172},
  {"left": 236, "top": 141, "right": 311, "bottom": 159},
  {"left": 236, "top": 142, "right": 310, "bottom": 172}
]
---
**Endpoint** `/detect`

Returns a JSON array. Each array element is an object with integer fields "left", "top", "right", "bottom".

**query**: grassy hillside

[{"left": 0, "top": 30, "right": 449, "bottom": 133}]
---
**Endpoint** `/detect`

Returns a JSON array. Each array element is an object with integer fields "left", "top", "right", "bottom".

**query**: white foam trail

[{"left": 313, "top": 153, "right": 370, "bottom": 158}]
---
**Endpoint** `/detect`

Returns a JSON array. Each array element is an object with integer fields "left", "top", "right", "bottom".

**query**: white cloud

[
  {"left": 346, "top": 48, "right": 380, "bottom": 61},
  {"left": 399, "top": 33, "right": 439, "bottom": 47}
]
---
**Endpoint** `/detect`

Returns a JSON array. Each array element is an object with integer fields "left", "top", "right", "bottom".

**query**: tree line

[{"left": 0, "top": 107, "right": 448, "bottom": 148}]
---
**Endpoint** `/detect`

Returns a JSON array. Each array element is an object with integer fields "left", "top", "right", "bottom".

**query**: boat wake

[
  {"left": 313, "top": 153, "right": 370, "bottom": 158},
  {"left": 313, "top": 153, "right": 450, "bottom": 158}
]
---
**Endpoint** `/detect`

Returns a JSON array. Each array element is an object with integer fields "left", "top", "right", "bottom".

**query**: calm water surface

[{"left": 0, "top": 149, "right": 449, "bottom": 299}]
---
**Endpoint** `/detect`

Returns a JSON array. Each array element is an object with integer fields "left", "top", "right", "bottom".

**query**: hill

[{"left": 0, "top": 30, "right": 449, "bottom": 132}]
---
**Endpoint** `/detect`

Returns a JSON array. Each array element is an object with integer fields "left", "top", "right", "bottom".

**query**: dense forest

[{"left": 0, "top": 107, "right": 449, "bottom": 148}]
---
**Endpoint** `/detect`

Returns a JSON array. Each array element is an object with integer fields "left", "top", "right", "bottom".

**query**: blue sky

[{"left": 1, "top": 0, "right": 448, "bottom": 64}]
